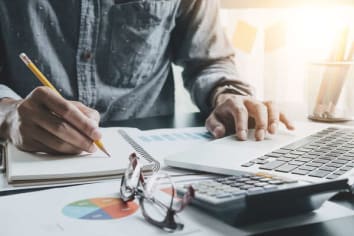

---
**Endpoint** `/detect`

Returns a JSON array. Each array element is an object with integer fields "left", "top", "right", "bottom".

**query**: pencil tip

[{"left": 101, "top": 148, "right": 111, "bottom": 157}]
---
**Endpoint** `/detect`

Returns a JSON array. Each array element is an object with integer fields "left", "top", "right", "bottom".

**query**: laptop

[{"left": 165, "top": 121, "right": 354, "bottom": 190}]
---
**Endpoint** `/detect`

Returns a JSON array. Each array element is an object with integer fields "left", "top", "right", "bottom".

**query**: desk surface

[
  {"left": 3, "top": 112, "right": 354, "bottom": 235},
  {"left": 106, "top": 112, "right": 354, "bottom": 236}
]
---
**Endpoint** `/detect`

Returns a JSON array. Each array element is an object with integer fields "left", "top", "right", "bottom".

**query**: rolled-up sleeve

[{"left": 172, "top": 0, "right": 253, "bottom": 114}]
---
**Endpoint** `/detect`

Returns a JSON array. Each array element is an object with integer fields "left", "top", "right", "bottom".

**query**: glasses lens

[
  {"left": 140, "top": 196, "right": 184, "bottom": 232},
  {"left": 140, "top": 173, "right": 185, "bottom": 231},
  {"left": 142, "top": 197, "right": 169, "bottom": 222}
]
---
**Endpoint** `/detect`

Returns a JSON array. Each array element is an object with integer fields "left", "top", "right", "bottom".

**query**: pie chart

[{"left": 62, "top": 197, "right": 139, "bottom": 220}]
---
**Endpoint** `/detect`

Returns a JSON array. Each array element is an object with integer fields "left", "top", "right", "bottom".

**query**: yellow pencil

[{"left": 19, "top": 53, "right": 111, "bottom": 157}]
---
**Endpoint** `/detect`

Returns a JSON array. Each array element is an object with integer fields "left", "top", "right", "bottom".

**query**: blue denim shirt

[{"left": 0, "top": 0, "right": 251, "bottom": 122}]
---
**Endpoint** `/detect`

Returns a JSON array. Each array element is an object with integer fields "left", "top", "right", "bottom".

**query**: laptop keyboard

[{"left": 241, "top": 127, "right": 354, "bottom": 180}]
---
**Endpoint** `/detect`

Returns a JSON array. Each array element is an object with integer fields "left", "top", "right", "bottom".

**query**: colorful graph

[{"left": 62, "top": 198, "right": 139, "bottom": 220}]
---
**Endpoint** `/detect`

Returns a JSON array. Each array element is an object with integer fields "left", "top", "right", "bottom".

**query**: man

[{"left": 0, "top": 0, "right": 293, "bottom": 155}]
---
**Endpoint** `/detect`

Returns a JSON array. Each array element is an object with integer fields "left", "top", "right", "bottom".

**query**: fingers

[
  {"left": 28, "top": 87, "right": 101, "bottom": 141},
  {"left": 71, "top": 101, "right": 100, "bottom": 124},
  {"left": 206, "top": 95, "right": 249, "bottom": 140},
  {"left": 13, "top": 86, "right": 103, "bottom": 154},
  {"left": 244, "top": 99, "right": 268, "bottom": 141},
  {"left": 205, "top": 113, "right": 226, "bottom": 139},
  {"left": 227, "top": 100, "right": 249, "bottom": 141},
  {"left": 18, "top": 96, "right": 97, "bottom": 154},
  {"left": 209, "top": 94, "right": 294, "bottom": 142},
  {"left": 31, "top": 125, "right": 86, "bottom": 155},
  {"left": 263, "top": 101, "right": 279, "bottom": 134},
  {"left": 19, "top": 122, "right": 87, "bottom": 155},
  {"left": 280, "top": 112, "right": 295, "bottom": 130}
]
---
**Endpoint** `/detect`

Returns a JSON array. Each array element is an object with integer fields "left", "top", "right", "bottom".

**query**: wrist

[{"left": 210, "top": 84, "right": 244, "bottom": 108}]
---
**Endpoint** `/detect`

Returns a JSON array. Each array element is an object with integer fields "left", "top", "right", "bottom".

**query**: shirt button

[{"left": 81, "top": 51, "right": 93, "bottom": 61}]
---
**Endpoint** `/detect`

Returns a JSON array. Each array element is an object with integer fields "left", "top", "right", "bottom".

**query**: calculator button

[
  {"left": 268, "top": 180, "right": 284, "bottom": 185},
  {"left": 263, "top": 185, "right": 278, "bottom": 191},
  {"left": 259, "top": 178, "right": 271, "bottom": 182},
  {"left": 225, "top": 176, "right": 240, "bottom": 181},
  {"left": 250, "top": 176, "right": 263, "bottom": 180},
  {"left": 205, "top": 192, "right": 219, "bottom": 197},
  {"left": 254, "top": 182, "right": 268, "bottom": 187},
  {"left": 242, "top": 174, "right": 252, "bottom": 178},
  {"left": 231, "top": 190, "right": 247, "bottom": 196},
  {"left": 237, "top": 178, "right": 249, "bottom": 182},
  {"left": 240, "top": 185, "right": 253, "bottom": 190},
  {"left": 215, "top": 193, "right": 232, "bottom": 199},
  {"left": 221, "top": 180, "right": 235, "bottom": 185},
  {"left": 247, "top": 187, "right": 264, "bottom": 194},
  {"left": 230, "top": 183, "right": 243, "bottom": 188},
  {"left": 282, "top": 178, "right": 298, "bottom": 184},
  {"left": 215, "top": 178, "right": 226, "bottom": 182}
]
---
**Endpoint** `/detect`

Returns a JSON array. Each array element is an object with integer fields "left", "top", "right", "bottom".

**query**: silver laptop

[{"left": 164, "top": 122, "right": 354, "bottom": 190}]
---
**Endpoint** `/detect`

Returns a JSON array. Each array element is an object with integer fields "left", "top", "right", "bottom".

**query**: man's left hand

[{"left": 205, "top": 94, "right": 295, "bottom": 141}]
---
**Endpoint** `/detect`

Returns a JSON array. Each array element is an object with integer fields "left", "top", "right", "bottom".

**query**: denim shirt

[{"left": 0, "top": 0, "right": 252, "bottom": 122}]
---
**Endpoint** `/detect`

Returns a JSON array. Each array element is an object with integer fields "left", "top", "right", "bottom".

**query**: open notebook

[{"left": 5, "top": 128, "right": 157, "bottom": 187}]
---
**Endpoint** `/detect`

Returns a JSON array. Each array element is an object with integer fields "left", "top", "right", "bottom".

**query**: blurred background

[{"left": 174, "top": 0, "right": 354, "bottom": 115}]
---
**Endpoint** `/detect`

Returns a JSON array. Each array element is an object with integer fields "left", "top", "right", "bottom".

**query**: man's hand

[
  {"left": 0, "top": 86, "right": 101, "bottom": 154},
  {"left": 205, "top": 94, "right": 294, "bottom": 141}
]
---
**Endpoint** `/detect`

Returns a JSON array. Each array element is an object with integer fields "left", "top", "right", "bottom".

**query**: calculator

[{"left": 177, "top": 172, "right": 349, "bottom": 225}]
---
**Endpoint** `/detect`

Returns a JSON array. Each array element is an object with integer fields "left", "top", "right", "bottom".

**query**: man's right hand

[{"left": 0, "top": 86, "right": 102, "bottom": 155}]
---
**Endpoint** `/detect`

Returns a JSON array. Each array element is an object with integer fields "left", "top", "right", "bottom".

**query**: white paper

[
  {"left": 127, "top": 127, "right": 213, "bottom": 165},
  {"left": 0, "top": 179, "right": 353, "bottom": 236}
]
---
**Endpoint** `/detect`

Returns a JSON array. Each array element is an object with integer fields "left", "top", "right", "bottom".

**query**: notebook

[{"left": 5, "top": 128, "right": 158, "bottom": 187}]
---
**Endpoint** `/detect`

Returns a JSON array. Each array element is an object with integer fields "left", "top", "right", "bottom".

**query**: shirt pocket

[{"left": 108, "top": 0, "right": 171, "bottom": 88}]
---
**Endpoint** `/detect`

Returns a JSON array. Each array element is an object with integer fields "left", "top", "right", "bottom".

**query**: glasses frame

[{"left": 120, "top": 153, "right": 195, "bottom": 232}]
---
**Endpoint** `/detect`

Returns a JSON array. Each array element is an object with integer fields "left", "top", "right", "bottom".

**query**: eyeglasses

[{"left": 120, "top": 153, "right": 195, "bottom": 232}]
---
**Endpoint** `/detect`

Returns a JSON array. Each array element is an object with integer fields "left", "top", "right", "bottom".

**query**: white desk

[
  {"left": 2, "top": 112, "right": 354, "bottom": 235},
  {"left": 1, "top": 177, "right": 353, "bottom": 236}
]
